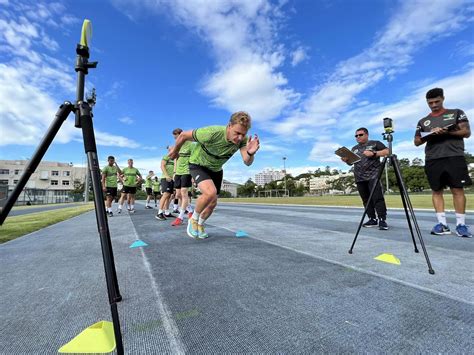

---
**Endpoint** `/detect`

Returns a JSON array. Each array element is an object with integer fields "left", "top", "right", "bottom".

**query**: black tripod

[
  {"left": 348, "top": 130, "right": 435, "bottom": 275},
  {"left": 0, "top": 23, "right": 124, "bottom": 353}
]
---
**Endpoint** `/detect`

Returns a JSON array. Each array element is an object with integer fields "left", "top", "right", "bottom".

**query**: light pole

[{"left": 283, "top": 157, "right": 287, "bottom": 197}]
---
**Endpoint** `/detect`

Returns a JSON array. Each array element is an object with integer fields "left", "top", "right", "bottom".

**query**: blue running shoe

[
  {"left": 187, "top": 218, "right": 199, "bottom": 239},
  {"left": 431, "top": 223, "right": 451, "bottom": 235},
  {"left": 455, "top": 224, "right": 472, "bottom": 238},
  {"left": 197, "top": 224, "right": 209, "bottom": 239}
]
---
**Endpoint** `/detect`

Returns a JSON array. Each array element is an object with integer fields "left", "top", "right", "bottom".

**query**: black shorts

[
  {"left": 105, "top": 187, "right": 117, "bottom": 198},
  {"left": 146, "top": 187, "right": 153, "bottom": 195},
  {"left": 425, "top": 156, "right": 472, "bottom": 191},
  {"left": 122, "top": 186, "right": 137, "bottom": 194},
  {"left": 153, "top": 191, "right": 161, "bottom": 198},
  {"left": 160, "top": 178, "right": 174, "bottom": 194},
  {"left": 174, "top": 174, "right": 192, "bottom": 189},
  {"left": 189, "top": 164, "right": 223, "bottom": 194}
]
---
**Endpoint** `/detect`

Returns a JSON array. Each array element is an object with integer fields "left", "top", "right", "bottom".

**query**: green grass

[
  {"left": 0, "top": 203, "right": 94, "bottom": 244},
  {"left": 220, "top": 194, "right": 474, "bottom": 210}
]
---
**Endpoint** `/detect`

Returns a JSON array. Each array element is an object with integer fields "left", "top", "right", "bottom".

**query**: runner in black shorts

[
  {"left": 118, "top": 159, "right": 142, "bottom": 214},
  {"left": 144, "top": 170, "right": 154, "bottom": 209},
  {"left": 414, "top": 87, "right": 472, "bottom": 237},
  {"left": 169, "top": 111, "right": 260, "bottom": 239},
  {"left": 152, "top": 176, "right": 161, "bottom": 207},
  {"left": 101, "top": 156, "right": 122, "bottom": 217},
  {"left": 170, "top": 128, "right": 196, "bottom": 226},
  {"left": 155, "top": 147, "right": 175, "bottom": 220}
]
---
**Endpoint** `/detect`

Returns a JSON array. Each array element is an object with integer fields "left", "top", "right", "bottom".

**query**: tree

[{"left": 237, "top": 179, "right": 256, "bottom": 197}]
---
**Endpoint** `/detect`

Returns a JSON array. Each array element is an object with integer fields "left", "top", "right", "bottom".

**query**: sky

[{"left": 0, "top": 0, "right": 473, "bottom": 183}]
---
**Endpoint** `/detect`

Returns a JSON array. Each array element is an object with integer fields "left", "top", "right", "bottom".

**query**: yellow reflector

[
  {"left": 374, "top": 253, "right": 401, "bottom": 265},
  {"left": 59, "top": 321, "right": 116, "bottom": 353},
  {"left": 80, "top": 19, "right": 92, "bottom": 47}
]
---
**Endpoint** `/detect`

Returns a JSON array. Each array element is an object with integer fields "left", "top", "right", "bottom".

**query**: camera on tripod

[{"left": 383, "top": 117, "right": 394, "bottom": 133}]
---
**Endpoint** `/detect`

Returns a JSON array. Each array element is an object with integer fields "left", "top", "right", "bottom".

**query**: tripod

[
  {"left": 348, "top": 130, "right": 435, "bottom": 275},
  {"left": 0, "top": 21, "right": 124, "bottom": 353}
]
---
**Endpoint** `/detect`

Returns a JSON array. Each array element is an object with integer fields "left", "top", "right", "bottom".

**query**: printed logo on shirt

[{"left": 423, "top": 120, "right": 431, "bottom": 126}]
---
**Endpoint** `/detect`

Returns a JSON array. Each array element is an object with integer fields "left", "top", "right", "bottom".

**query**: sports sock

[
  {"left": 436, "top": 212, "right": 447, "bottom": 225},
  {"left": 158, "top": 209, "right": 164, "bottom": 214},
  {"left": 198, "top": 216, "right": 207, "bottom": 226},
  {"left": 192, "top": 211, "right": 200, "bottom": 221},
  {"left": 131, "top": 204, "right": 134, "bottom": 210},
  {"left": 456, "top": 213, "right": 465, "bottom": 226},
  {"left": 118, "top": 204, "right": 122, "bottom": 210},
  {"left": 179, "top": 208, "right": 185, "bottom": 219}
]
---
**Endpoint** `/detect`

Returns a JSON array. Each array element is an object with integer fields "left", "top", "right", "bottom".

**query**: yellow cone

[
  {"left": 374, "top": 253, "right": 400, "bottom": 265},
  {"left": 59, "top": 321, "right": 116, "bottom": 353}
]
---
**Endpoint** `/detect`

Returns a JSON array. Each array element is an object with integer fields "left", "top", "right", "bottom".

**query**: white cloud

[
  {"left": 291, "top": 46, "right": 308, "bottom": 66},
  {"left": 118, "top": 116, "right": 135, "bottom": 125}
]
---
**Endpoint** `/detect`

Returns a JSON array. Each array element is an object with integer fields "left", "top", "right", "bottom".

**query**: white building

[
  {"left": 0, "top": 160, "right": 87, "bottom": 203},
  {"left": 221, "top": 179, "right": 239, "bottom": 197},
  {"left": 309, "top": 172, "right": 350, "bottom": 194},
  {"left": 255, "top": 169, "right": 285, "bottom": 186}
]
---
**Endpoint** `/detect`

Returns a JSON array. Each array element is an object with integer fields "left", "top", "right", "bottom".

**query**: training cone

[
  {"left": 129, "top": 239, "right": 148, "bottom": 248},
  {"left": 374, "top": 253, "right": 401, "bottom": 265},
  {"left": 58, "top": 321, "right": 116, "bottom": 353},
  {"left": 235, "top": 230, "right": 249, "bottom": 238}
]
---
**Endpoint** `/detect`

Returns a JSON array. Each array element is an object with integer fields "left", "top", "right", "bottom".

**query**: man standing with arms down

[
  {"left": 414, "top": 87, "right": 472, "bottom": 238},
  {"left": 342, "top": 128, "right": 389, "bottom": 230},
  {"left": 118, "top": 159, "right": 142, "bottom": 214},
  {"left": 101, "top": 156, "right": 121, "bottom": 217},
  {"left": 169, "top": 111, "right": 260, "bottom": 239}
]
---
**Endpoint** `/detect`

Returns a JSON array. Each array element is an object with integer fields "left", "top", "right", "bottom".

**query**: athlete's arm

[
  {"left": 101, "top": 171, "right": 106, "bottom": 191},
  {"left": 374, "top": 148, "right": 389, "bottom": 157},
  {"left": 114, "top": 162, "right": 122, "bottom": 174},
  {"left": 161, "top": 159, "right": 171, "bottom": 181},
  {"left": 169, "top": 130, "right": 194, "bottom": 159},
  {"left": 414, "top": 135, "right": 425, "bottom": 146},
  {"left": 241, "top": 134, "right": 259, "bottom": 166},
  {"left": 448, "top": 121, "right": 471, "bottom": 138}
]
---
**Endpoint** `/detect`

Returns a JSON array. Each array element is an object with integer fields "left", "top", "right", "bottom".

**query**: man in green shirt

[
  {"left": 170, "top": 128, "right": 196, "bottom": 226},
  {"left": 101, "top": 155, "right": 122, "bottom": 217},
  {"left": 152, "top": 176, "right": 161, "bottom": 207},
  {"left": 156, "top": 147, "right": 176, "bottom": 220},
  {"left": 118, "top": 158, "right": 142, "bottom": 214},
  {"left": 144, "top": 170, "right": 155, "bottom": 209},
  {"left": 169, "top": 111, "right": 260, "bottom": 239}
]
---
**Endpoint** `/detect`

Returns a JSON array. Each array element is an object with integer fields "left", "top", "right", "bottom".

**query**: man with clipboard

[
  {"left": 415, "top": 87, "right": 472, "bottom": 238},
  {"left": 340, "top": 128, "right": 389, "bottom": 230}
]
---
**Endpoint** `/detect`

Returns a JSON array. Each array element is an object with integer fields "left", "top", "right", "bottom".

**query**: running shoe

[
  {"left": 171, "top": 217, "right": 183, "bottom": 226},
  {"left": 129, "top": 209, "right": 135, "bottom": 214},
  {"left": 117, "top": 209, "right": 122, "bottom": 214},
  {"left": 164, "top": 213, "right": 175, "bottom": 218},
  {"left": 362, "top": 218, "right": 378, "bottom": 228},
  {"left": 197, "top": 224, "right": 209, "bottom": 239},
  {"left": 108, "top": 211, "right": 113, "bottom": 217},
  {"left": 155, "top": 213, "right": 167, "bottom": 221},
  {"left": 145, "top": 206, "right": 153, "bottom": 209},
  {"left": 187, "top": 218, "right": 199, "bottom": 238},
  {"left": 430, "top": 223, "right": 451, "bottom": 235},
  {"left": 173, "top": 209, "right": 180, "bottom": 214},
  {"left": 378, "top": 219, "right": 388, "bottom": 230},
  {"left": 455, "top": 224, "right": 472, "bottom": 238},
  {"left": 188, "top": 212, "right": 193, "bottom": 219}
]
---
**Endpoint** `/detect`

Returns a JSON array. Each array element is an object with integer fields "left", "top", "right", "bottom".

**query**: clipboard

[
  {"left": 335, "top": 146, "right": 361, "bottom": 164},
  {"left": 420, "top": 123, "right": 456, "bottom": 138}
]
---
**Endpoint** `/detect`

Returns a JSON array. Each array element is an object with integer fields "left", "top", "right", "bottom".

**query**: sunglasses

[{"left": 355, "top": 134, "right": 365, "bottom": 137}]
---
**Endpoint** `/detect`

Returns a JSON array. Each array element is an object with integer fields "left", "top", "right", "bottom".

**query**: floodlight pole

[{"left": 283, "top": 157, "right": 287, "bottom": 196}]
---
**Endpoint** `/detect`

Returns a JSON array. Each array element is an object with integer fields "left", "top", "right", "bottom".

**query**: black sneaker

[
  {"left": 109, "top": 211, "right": 113, "bottom": 217},
  {"left": 172, "top": 209, "right": 180, "bottom": 214},
  {"left": 155, "top": 213, "right": 167, "bottom": 220},
  {"left": 117, "top": 209, "right": 122, "bottom": 214},
  {"left": 145, "top": 206, "right": 153, "bottom": 209},
  {"left": 164, "top": 213, "right": 175, "bottom": 218},
  {"left": 363, "top": 218, "right": 378, "bottom": 228},
  {"left": 379, "top": 219, "right": 388, "bottom": 230}
]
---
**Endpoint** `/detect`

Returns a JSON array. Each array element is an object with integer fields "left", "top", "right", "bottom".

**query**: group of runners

[{"left": 101, "top": 111, "right": 260, "bottom": 239}]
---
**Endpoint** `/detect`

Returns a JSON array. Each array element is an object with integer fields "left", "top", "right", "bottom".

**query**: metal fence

[{"left": 0, "top": 187, "right": 83, "bottom": 206}]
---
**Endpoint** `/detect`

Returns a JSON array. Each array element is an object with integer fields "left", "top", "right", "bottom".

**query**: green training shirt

[
  {"left": 176, "top": 141, "right": 196, "bottom": 175},
  {"left": 122, "top": 167, "right": 141, "bottom": 187},
  {"left": 102, "top": 165, "right": 118, "bottom": 188},
  {"left": 144, "top": 176, "right": 153, "bottom": 188},
  {"left": 152, "top": 180, "right": 160, "bottom": 192},
  {"left": 161, "top": 154, "right": 175, "bottom": 179},
  {"left": 190, "top": 125, "right": 247, "bottom": 172}
]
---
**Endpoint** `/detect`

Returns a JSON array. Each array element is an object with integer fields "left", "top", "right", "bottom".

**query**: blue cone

[
  {"left": 129, "top": 239, "right": 148, "bottom": 248},
  {"left": 235, "top": 230, "right": 249, "bottom": 238}
]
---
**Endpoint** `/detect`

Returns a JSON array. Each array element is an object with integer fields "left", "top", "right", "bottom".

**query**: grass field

[
  {"left": 0, "top": 203, "right": 94, "bottom": 244},
  {"left": 219, "top": 194, "right": 474, "bottom": 210}
]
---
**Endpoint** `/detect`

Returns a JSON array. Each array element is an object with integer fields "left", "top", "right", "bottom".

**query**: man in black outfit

[{"left": 342, "top": 127, "right": 389, "bottom": 230}]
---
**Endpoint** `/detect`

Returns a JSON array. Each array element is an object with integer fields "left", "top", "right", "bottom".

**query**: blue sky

[{"left": 0, "top": 0, "right": 473, "bottom": 183}]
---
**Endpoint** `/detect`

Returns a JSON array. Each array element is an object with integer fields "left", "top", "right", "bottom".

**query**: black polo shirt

[{"left": 351, "top": 140, "right": 387, "bottom": 182}]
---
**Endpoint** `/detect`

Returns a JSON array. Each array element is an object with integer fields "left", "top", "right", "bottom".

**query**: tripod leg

[
  {"left": 391, "top": 157, "right": 419, "bottom": 253},
  {"left": 0, "top": 102, "right": 74, "bottom": 225},
  {"left": 79, "top": 102, "right": 124, "bottom": 352},
  {"left": 349, "top": 157, "right": 388, "bottom": 253},
  {"left": 391, "top": 156, "right": 435, "bottom": 274}
]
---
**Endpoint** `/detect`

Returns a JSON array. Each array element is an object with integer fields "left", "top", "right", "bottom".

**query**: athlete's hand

[
  {"left": 341, "top": 157, "right": 348, "bottom": 162},
  {"left": 166, "top": 177, "right": 172, "bottom": 182},
  {"left": 362, "top": 150, "right": 375, "bottom": 157},
  {"left": 168, "top": 147, "right": 179, "bottom": 159},
  {"left": 247, "top": 134, "right": 260, "bottom": 155}
]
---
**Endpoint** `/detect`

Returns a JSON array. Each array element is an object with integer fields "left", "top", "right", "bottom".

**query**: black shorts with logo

[
  {"left": 425, "top": 156, "right": 472, "bottom": 191},
  {"left": 145, "top": 187, "right": 153, "bottom": 195},
  {"left": 122, "top": 186, "right": 137, "bottom": 194},
  {"left": 160, "top": 178, "right": 174, "bottom": 194},
  {"left": 189, "top": 164, "right": 223, "bottom": 194},
  {"left": 174, "top": 174, "right": 193, "bottom": 189},
  {"left": 105, "top": 187, "right": 118, "bottom": 198}
]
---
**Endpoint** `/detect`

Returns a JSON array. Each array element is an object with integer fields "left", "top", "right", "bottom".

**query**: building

[
  {"left": 221, "top": 179, "right": 239, "bottom": 197},
  {"left": 254, "top": 169, "right": 285, "bottom": 186},
  {"left": 309, "top": 172, "right": 350, "bottom": 194},
  {"left": 0, "top": 160, "right": 87, "bottom": 204}
]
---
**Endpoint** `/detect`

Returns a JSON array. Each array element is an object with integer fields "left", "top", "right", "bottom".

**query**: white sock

[
  {"left": 436, "top": 212, "right": 447, "bottom": 225},
  {"left": 179, "top": 209, "right": 185, "bottom": 219},
  {"left": 158, "top": 209, "right": 163, "bottom": 214},
  {"left": 174, "top": 204, "right": 178, "bottom": 210},
  {"left": 192, "top": 211, "right": 200, "bottom": 221},
  {"left": 456, "top": 213, "right": 465, "bottom": 226},
  {"left": 131, "top": 204, "right": 134, "bottom": 210},
  {"left": 187, "top": 205, "right": 194, "bottom": 212},
  {"left": 198, "top": 216, "right": 207, "bottom": 226},
  {"left": 118, "top": 204, "right": 122, "bottom": 210},
  {"left": 146, "top": 201, "right": 149, "bottom": 207}
]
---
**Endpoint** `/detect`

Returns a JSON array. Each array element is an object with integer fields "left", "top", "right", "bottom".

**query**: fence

[{"left": 0, "top": 187, "right": 83, "bottom": 206}]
